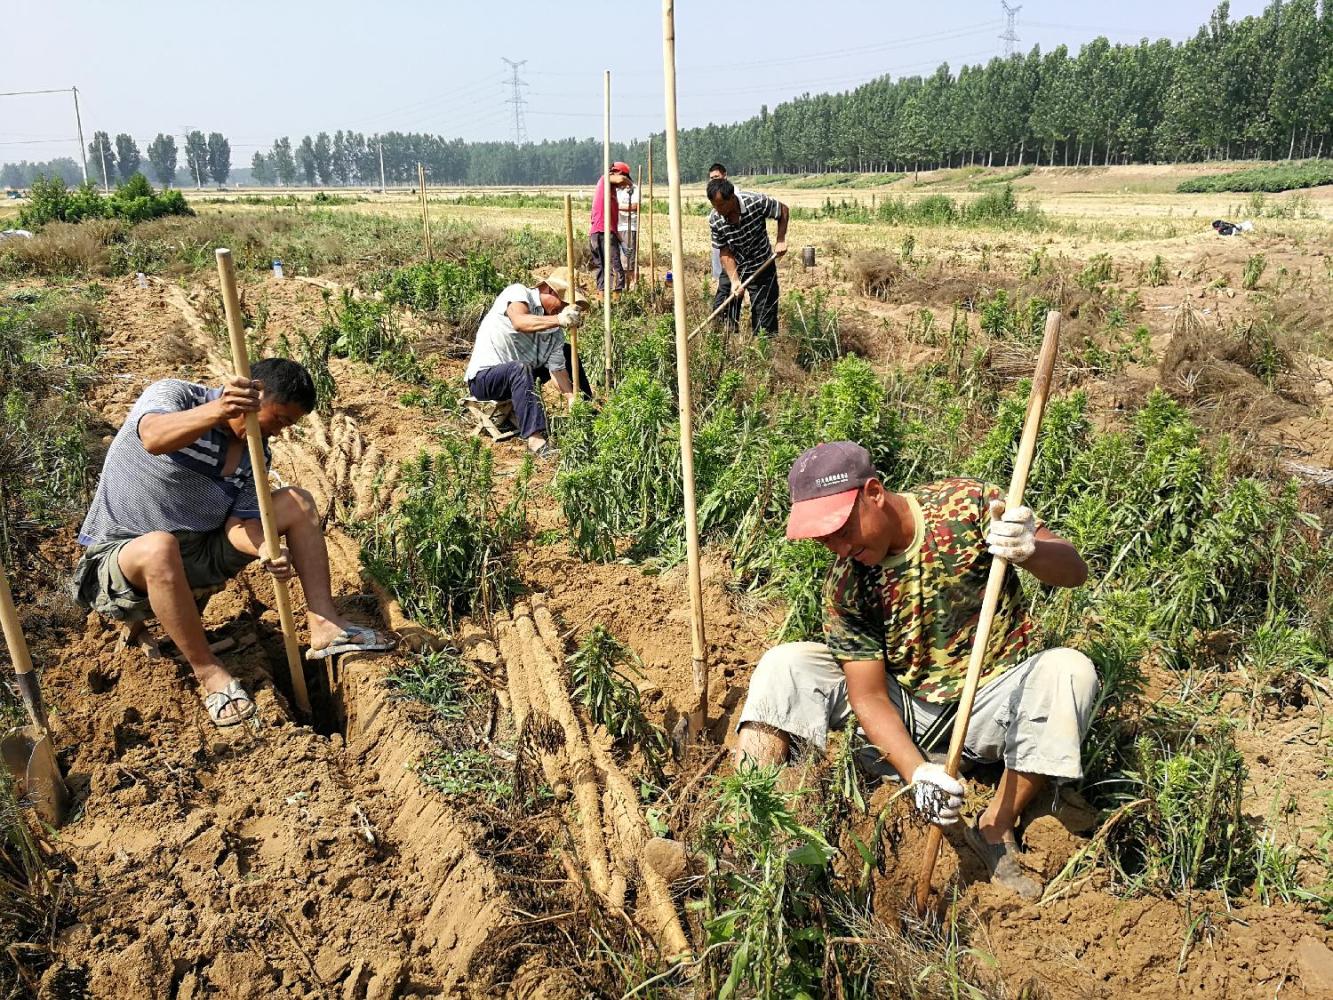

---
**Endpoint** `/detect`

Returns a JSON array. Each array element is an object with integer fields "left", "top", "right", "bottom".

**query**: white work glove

[
  {"left": 558, "top": 306, "right": 583, "bottom": 329},
  {"left": 986, "top": 499, "right": 1037, "bottom": 564},
  {"left": 910, "top": 762, "right": 965, "bottom": 826}
]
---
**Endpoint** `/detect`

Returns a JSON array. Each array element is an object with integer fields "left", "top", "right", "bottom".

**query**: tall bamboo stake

[
  {"left": 417, "top": 162, "right": 433, "bottom": 261},
  {"left": 563, "top": 193, "right": 581, "bottom": 397},
  {"left": 661, "top": 0, "right": 708, "bottom": 741},
  {"left": 914, "top": 310, "right": 1062, "bottom": 914},
  {"left": 633, "top": 163, "right": 643, "bottom": 287},
  {"left": 214, "top": 249, "right": 311, "bottom": 716},
  {"left": 602, "top": 70, "right": 613, "bottom": 395},
  {"left": 647, "top": 139, "right": 656, "bottom": 295}
]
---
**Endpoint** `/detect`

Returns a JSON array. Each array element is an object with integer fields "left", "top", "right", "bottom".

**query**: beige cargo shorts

[{"left": 736, "top": 641, "right": 1099, "bottom": 781}]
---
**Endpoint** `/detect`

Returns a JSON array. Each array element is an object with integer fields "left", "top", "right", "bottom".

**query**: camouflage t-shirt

[{"left": 822, "top": 478, "right": 1035, "bottom": 704}]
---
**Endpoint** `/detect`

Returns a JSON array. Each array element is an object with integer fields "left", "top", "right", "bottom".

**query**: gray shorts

[
  {"left": 71, "top": 528, "right": 255, "bottom": 624},
  {"left": 736, "top": 642, "right": 1099, "bottom": 781}
]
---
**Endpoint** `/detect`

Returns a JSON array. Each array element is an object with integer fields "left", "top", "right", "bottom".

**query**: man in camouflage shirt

[{"left": 734, "top": 441, "right": 1097, "bottom": 898}]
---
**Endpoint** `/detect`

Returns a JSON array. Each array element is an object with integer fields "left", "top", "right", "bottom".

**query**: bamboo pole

[
  {"left": 417, "top": 162, "right": 433, "bottom": 261},
  {"left": 633, "top": 163, "right": 642, "bottom": 288},
  {"left": 214, "top": 248, "right": 312, "bottom": 716},
  {"left": 647, "top": 138, "right": 656, "bottom": 296},
  {"left": 602, "top": 70, "right": 613, "bottom": 395},
  {"left": 661, "top": 0, "right": 709, "bottom": 741},
  {"left": 914, "top": 310, "right": 1062, "bottom": 914},
  {"left": 563, "top": 193, "right": 581, "bottom": 397}
]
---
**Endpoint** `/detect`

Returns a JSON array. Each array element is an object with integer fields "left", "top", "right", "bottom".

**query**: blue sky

[{"left": 1, "top": 0, "right": 1271, "bottom": 164}]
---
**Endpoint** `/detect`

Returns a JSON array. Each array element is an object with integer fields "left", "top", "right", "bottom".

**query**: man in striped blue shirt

[
  {"left": 73, "top": 359, "right": 391, "bottom": 727},
  {"left": 706, "top": 178, "right": 790, "bottom": 335}
]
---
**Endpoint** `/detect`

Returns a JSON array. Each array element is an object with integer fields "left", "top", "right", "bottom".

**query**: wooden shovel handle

[
  {"left": 686, "top": 254, "right": 778, "bottom": 343},
  {"left": 914, "top": 310, "right": 1062, "bottom": 914},
  {"left": 215, "top": 249, "right": 311, "bottom": 716}
]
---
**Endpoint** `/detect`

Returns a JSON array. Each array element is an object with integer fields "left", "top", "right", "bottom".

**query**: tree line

[{"left": 5, "top": 0, "right": 1330, "bottom": 191}]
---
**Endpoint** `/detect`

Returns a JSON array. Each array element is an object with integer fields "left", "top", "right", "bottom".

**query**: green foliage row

[
  {"left": 360, "top": 437, "right": 530, "bottom": 630},
  {"left": 18, "top": 174, "right": 192, "bottom": 228},
  {"left": 1177, "top": 160, "right": 1333, "bottom": 193},
  {"left": 0, "top": 289, "right": 100, "bottom": 564},
  {"left": 374, "top": 252, "right": 506, "bottom": 326},
  {"left": 796, "top": 184, "right": 1046, "bottom": 231}
]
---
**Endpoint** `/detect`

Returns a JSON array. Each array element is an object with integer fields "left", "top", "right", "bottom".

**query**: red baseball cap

[
  {"left": 785, "top": 441, "right": 876, "bottom": 540},
  {"left": 611, "top": 161, "right": 632, "bottom": 176}
]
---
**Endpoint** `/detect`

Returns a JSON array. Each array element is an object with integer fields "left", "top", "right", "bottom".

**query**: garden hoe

[
  {"left": 913, "top": 309, "right": 1062, "bottom": 916},
  {"left": 0, "top": 564, "right": 69, "bottom": 827}
]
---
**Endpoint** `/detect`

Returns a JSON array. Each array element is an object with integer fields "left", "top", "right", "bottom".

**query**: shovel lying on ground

[{"left": 0, "top": 564, "right": 69, "bottom": 827}]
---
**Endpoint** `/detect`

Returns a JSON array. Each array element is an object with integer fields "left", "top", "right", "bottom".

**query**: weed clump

[{"left": 374, "top": 252, "right": 507, "bottom": 327}]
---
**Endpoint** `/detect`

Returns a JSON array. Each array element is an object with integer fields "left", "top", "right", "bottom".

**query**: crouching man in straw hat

[
  {"left": 465, "top": 266, "right": 590, "bottom": 461},
  {"left": 733, "top": 441, "right": 1098, "bottom": 898},
  {"left": 72, "top": 359, "right": 394, "bottom": 728}
]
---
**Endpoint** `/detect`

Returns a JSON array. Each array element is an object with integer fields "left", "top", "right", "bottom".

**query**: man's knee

[
  {"left": 751, "top": 642, "right": 822, "bottom": 691},
  {"left": 133, "top": 531, "right": 183, "bottom": 574},
  {"left": 1033, "top": 648, "right": 1099, "bottom": 700},
  {"left": 274, "top": 485, "right": 319, "bottom": 524}
]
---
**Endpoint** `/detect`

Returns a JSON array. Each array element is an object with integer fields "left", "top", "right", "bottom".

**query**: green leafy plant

[
  {"left": 361, "top": 436, "right": 529, "bottom": 629},
  {"left": 568, "top": 626, "right": 667, "bottom": 777},
  {"left": 1241, "top": 253, "right": 1267, "bottom": 290}
]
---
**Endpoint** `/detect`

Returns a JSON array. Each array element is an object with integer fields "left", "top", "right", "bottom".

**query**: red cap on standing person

[
  {"left": 784, "top": 442, "right": 877, "bottom": 540},
  {"left": 611, "top": 161, "right": 632, "bottom": 177}
]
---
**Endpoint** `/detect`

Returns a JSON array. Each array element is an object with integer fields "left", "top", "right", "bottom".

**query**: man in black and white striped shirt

[{"left": 707, "top": 178, "right": 789, "bottom": 335}]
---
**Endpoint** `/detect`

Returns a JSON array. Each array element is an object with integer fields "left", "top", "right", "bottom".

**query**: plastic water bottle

[
  {"left": 135, "top": 272, "right": 148, "bottom": 289},
  {"left": 272, "top": 259, "right": 284, "bottom": 279},
  {"left": 664, "top": 269, "right": 673, "bottom": 290}
]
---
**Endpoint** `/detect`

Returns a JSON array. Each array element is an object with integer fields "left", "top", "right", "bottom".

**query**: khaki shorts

[
  {"left": 72, "top": 528, "right": 255, "bottom": 624},
  {"left": 736, "top": 642, "right": 1099, "bottom": 781}
]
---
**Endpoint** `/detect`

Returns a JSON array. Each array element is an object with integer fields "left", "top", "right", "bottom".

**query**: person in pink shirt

[{"left": 589, "top": 161, "right": 633, "bottom": 295}]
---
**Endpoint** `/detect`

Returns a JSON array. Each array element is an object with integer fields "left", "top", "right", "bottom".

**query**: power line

[
  {"left": 502, "top": 57, "right": 529, "bottom": 144},
  {"left": 1000, "top": 1, "right": 1022, "bottom": 57}
]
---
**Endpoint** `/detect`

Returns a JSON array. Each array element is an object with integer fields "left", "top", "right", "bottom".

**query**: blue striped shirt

[{"left": 78, "top": 380, "right": 266, "bottom": 545}]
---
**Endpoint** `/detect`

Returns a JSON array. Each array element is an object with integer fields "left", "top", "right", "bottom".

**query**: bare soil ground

[{"left": 10, "top": 163, "right": 1333, "bottom": 997}]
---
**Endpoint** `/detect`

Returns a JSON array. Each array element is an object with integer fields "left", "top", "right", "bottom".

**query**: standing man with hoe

[
  {"left": 706, "top": 163, "right": 740, "bottom": 332},
  {"left": 590, "top": 161, "right": 634, "bottom": 298},
  {"left": 732, "top": 441, "right": 1098, "bottom": 899},
  {"left": 706, "top": 176, "right": 789, "bottom": 336}
]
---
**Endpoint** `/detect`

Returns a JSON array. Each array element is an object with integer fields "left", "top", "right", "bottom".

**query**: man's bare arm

[
  {"left": 843, "top": 658, "right": 925, "bottom": 780},
  {"left": 138, "top": 376, "right": 258, "bottom": 454},
  {"left": 719, "top": 247, "right": 742, "bottom": 289},
  {"left": 774, "top": 202, "right": 790, "bottom": 255},
  {"left": 505, "top": 302, "right": 562, "bottom": 334}
]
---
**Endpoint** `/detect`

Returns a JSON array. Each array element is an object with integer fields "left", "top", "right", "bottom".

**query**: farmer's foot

[
  {"left": 964, "top": 820, "right": 1042, "bottom": 900},
  {"left": 307, "top": 615, "right": 395, "bottom": 660},
  {"left": 194, "top": 663, "right": 255, "bottom": 726}
]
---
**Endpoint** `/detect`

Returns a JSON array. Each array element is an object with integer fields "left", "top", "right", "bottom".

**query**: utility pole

[
  {"left": 97, "top": 137, "right": 109, "bottom": 193},
  {"left": 378, "top": 136, "right": 386, "bottom": 193},
  {"left": 1000, "top": 1, "right": 1022, "bottom": 57},
  {"left": 72, "top": 86, "right": 88, "bottom": 183},
  {"left": 502, "top": 57, "right": 529, "bottom": 145}
]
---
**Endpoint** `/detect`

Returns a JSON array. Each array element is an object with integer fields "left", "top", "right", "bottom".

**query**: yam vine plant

[
  {"left": 321, "top": 288, "right": 422, "bottom": 382},
  {"left": 360, "top": 437, "right": 531, "bottom": 630},
  {"left": 568, "top": 626, "right": 668, "bottom": 777}
]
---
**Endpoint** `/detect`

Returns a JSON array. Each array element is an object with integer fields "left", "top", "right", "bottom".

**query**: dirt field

[{"left": 4, "top": 162, "right": 1333, "bottom": 998}]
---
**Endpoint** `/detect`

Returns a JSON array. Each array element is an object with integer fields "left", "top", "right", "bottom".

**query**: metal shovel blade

[{"left": 0, "top": 725, "right": 68, "bottom": 827}]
